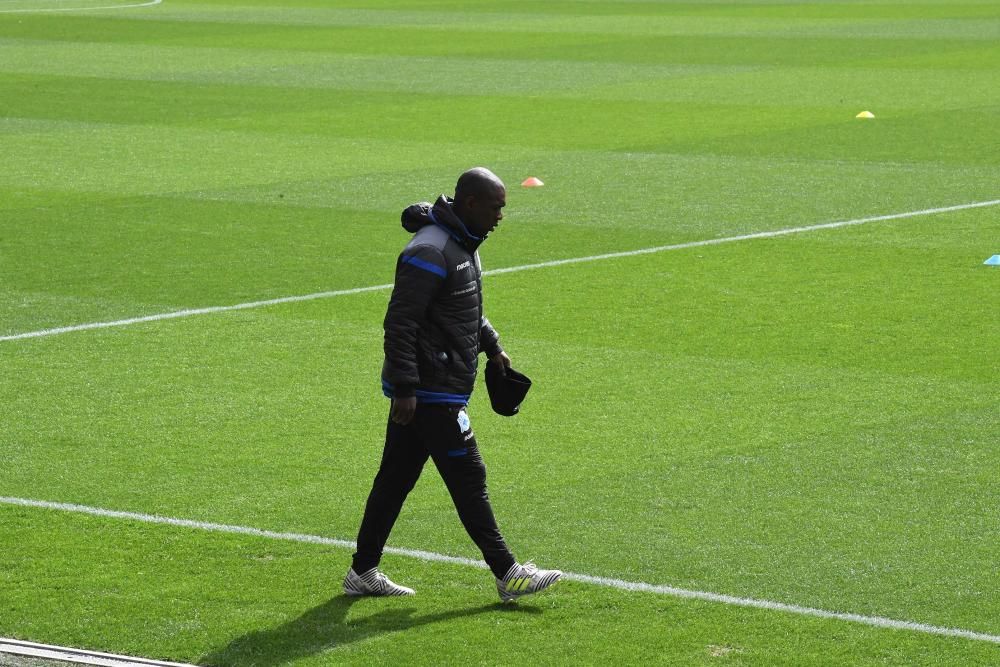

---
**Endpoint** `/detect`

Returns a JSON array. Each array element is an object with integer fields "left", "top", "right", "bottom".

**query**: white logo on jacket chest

[{"left": 455, "top": 260, "right": 471, "bottom": 271}]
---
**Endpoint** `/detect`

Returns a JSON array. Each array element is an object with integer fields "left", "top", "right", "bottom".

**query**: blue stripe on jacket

[
  {"left": 382, "top": 379, "right": 470, "bottom": 405},
  {"left": 401, "top": 254, "right": 447, "bottom": 278}
]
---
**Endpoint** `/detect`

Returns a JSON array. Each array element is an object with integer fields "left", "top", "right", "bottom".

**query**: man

[{"left": 344, "top": 168, "right": 561, "bottom": 603}]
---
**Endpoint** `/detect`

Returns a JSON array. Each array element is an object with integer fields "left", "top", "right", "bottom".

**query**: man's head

[{"left": 453, "top": 167, "right": 506, "bottom": 238}]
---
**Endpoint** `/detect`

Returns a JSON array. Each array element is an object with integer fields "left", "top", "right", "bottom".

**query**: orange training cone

[{"left": 521, "top": 177, "right": 544, "bottom": 187}]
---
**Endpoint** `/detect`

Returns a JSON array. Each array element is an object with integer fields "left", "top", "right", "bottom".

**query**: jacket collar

[{"left": 428, "top": 196, "right": 485, "bottom": 252}]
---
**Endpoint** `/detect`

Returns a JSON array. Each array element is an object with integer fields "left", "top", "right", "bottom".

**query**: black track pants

[{"left": 352, "top": 404, "right": 516, "bottom": 579}]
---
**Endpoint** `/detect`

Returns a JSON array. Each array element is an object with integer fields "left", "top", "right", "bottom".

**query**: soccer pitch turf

[{"left": 1, "top": 0, "right": 999, "bottom": 665}]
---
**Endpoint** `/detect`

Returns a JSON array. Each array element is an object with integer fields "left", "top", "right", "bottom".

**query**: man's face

[{"left": 462, "top": 186, "right": 506, "bottom": 237}]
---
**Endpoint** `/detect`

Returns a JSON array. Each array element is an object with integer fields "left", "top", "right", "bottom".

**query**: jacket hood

[{"left": 400, "top": 195, "right": 485, "bottom": 250}]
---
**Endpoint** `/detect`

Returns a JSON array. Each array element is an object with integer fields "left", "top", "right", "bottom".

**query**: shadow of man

[{"left": 201, "top": 595, "right": 539, "bottom": 666}]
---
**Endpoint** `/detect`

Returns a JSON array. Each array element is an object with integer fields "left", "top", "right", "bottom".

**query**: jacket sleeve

[
  {"left": 382, "top": 245, "right": 447, "bottom": 397},
  {"left": 479, "top": 316, "right": 503, "bottom": 358}
]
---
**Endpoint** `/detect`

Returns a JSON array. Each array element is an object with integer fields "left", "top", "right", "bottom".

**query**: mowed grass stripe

[
  {"left": 4, "top": 83, "right": 998, "bottom": 178},
  {"left": 4, "top": 508, "right": 997, "bottom": 666},
  {"left": 4, "top": 495, "right": 1000, "bottom": 645},
  {"left": 5, "top": 14, "right": 1000, "bottom": 70},
  {"left": 2, "top": 119, "right": 996, "bottom": 218},
  {"left": 3, "top": 197, "right": 998, "bottom": 342},
  {"left": 2, "top": 37, "right": 999, "bottom": 112},
  {"left": 20, "top": 1, "right": 1000, "bottom": 40},
  {"left": 5, "top": 149, "right": 996, "bottom": 336}
]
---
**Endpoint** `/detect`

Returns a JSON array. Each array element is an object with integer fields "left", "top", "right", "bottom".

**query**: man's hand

[
  {"left": 390, "top": 396, "right": 417, "bottom": 425},
  {"left": 489, "top": 351, "right": 511, "bottom": 376}
]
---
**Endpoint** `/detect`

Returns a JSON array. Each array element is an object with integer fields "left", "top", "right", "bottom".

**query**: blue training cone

[{"left": 985, "top": 255, "right": 1000, "bottom": 266}]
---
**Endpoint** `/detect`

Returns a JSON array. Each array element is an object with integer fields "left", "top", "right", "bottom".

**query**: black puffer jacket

[{"left": 381, "top": 195, "right": 503, "bottom": 405}]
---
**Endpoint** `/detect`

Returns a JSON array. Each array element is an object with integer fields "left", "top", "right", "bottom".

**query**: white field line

[
  {"left": 3, "top": 197, "right": 998, "bottom": 343},
  {"left": 0, "top": 638, "right": 195, "bottom": 667},
  {"left": 0, "top": 283, "right": 393, "bottom": 342},
  {"left": 0, "top": 0, "right": 161, "bottom": 13},
  {"left": 484, "top": 198, "right": 1000, "bottom": 276},
  {"left": 3, "top": 495, "right": 999, "bottom": 645}
]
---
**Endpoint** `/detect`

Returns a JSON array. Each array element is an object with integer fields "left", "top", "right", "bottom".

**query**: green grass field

[{"left": 2, "top": 1, "right": 999, "bottom": 665}]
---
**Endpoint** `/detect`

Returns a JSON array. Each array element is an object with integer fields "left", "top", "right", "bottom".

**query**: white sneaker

[
  {"left": 496, "top": 561, "right": 561, "bottom": 603},
  {"left": 343, "top": 567, "right": 415, "bottom": 597}
]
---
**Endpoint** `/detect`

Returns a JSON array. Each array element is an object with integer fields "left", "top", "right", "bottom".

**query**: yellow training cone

[
  {"left": 521, "top": 177, "right": 544, "bottom": 187},
  {"left": 856, "top": 111, "right": 875, "bottom": 119}
]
